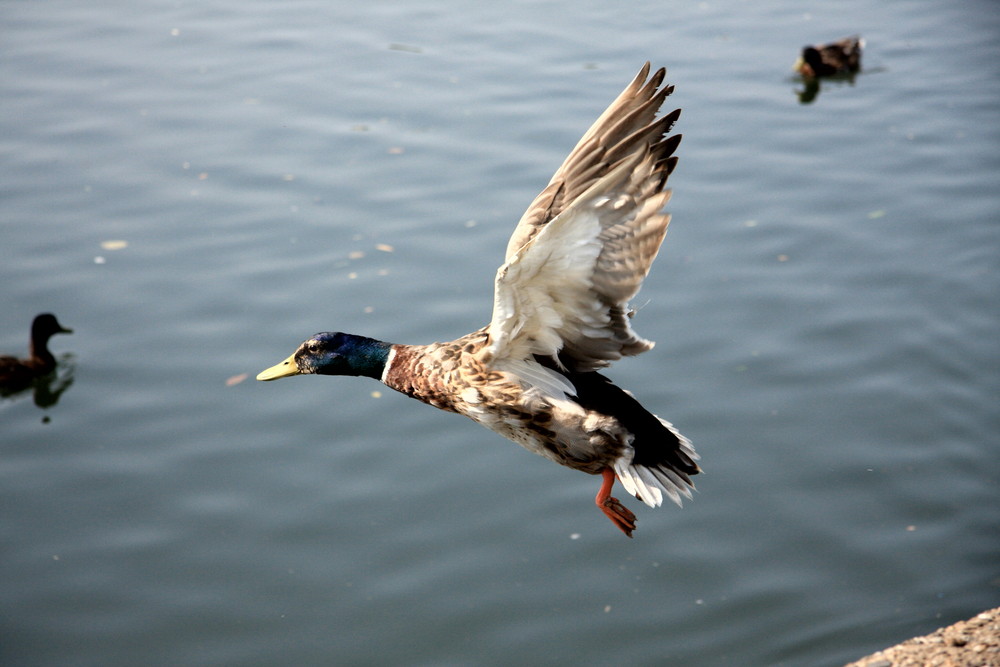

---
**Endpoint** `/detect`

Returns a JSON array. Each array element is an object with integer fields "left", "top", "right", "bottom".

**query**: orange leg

[{"left": 595, "top": 467, "right": 636, "bottom": 538}]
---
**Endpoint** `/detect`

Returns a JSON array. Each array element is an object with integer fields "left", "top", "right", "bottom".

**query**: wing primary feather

[{"left": 486, "top": 63, "right": 682, "bottom": 372}]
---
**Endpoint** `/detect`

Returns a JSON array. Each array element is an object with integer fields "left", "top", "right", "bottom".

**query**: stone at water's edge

[{"left": 845, "top": 608, "right": 1000, "bottom": 667}]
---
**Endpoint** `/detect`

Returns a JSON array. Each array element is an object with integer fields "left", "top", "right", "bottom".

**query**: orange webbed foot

[
  {"left": 600, "top": 496, "right": 637, "bottom": 537},
  {"left": 596, "top": 467, "right": 637, "bottom": 538}
]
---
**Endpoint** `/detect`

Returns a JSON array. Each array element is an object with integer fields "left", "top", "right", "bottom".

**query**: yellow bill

[{"left": 256, "top": 354, "right": 300, "bottom": 381}]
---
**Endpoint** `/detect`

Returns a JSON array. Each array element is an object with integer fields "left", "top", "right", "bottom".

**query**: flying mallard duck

[
  {"left": 258, "top": 63, "right": 700, "bottom": 537},
  {"left": 0, "top": 313, "right": 73, "bottom": 388},
  {"left": 794, "top": 35, "right": 864, "bottom": 78}
]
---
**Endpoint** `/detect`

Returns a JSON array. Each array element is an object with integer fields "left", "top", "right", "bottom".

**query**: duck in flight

[{"left": 258, "top": 63, "right": 700, "bottom": 537}]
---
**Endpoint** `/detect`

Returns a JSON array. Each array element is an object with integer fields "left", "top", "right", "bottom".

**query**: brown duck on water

[
  {"left": 257, "top": 64, "right": 700, "bottom": 537},
  {"left": 795, "top": 36, "right": 864, "bottom": 78},
  {"left": 0, "top": 313, "right": 73, "bottom": 388}
]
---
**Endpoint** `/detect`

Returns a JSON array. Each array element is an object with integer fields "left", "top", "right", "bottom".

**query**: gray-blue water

[{"left": 3, "top": 1, "right": 998, "bottom": 665}]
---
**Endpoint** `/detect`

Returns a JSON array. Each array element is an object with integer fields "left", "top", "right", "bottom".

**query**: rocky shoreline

[{"left": 845, "top": 607, "right": 1000, "bottom": 667}]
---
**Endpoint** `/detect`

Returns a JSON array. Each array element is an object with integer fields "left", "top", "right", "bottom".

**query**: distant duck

[
  {"left": 795, "top": 36, "right": 864, "bottom": 77},
  {"left": 0, "top": 314, "right": 73, "bottom": 388},
  {"left": 257, "top": 63, "right": 700, "bottom": 537}
]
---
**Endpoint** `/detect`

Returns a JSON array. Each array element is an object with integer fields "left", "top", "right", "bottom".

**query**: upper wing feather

[
  {"left": 481, "top": 63, "right": 681, "bottom": 374},
  {"left": 503, "top": 62, "right": 680, "bottom": 261}
]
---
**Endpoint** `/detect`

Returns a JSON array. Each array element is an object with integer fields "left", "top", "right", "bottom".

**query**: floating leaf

[
  {"left": 101, "top": 240, "right": 128, "bottom": 251},
  {"left": 226, "top": 373, "right": 248, "bottom": 387},
  {"left": 388, "top": 43, "right": 423, "bottom": 54}
]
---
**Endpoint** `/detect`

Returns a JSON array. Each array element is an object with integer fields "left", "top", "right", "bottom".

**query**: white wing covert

[{"left": 480, "top": 63, "right": 681, "bottom": 375}]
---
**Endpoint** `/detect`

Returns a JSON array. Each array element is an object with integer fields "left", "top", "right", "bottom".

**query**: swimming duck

[
  {"left": 258, "top": 63, "right": 700, "bottom": 537},
  {"left": 794, "top": 35, "right": 864, "bottom": 78},
  {"left": 0, "top": 313, "right": 73, "bottom": 388}
]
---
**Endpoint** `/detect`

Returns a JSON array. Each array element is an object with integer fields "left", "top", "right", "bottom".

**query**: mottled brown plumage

[
  {"left": 258, "top": 63, "right": 700, "bottom": 537},
  {"left": 381, "top": 329, "right": 493, "bottom": 413},
  {"left": 795, "top": 36, "right": 864, "bottom": 78}
]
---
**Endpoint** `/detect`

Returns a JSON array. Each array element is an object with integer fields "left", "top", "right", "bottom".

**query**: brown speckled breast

[
  {"left": 380, "top": 326, "right": 632, "bottom": 475},
  {"left": 382, "top": 327, "right": 492, "bottom": 413}
]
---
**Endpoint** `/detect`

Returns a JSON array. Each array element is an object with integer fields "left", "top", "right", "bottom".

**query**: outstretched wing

[
  {"left": 481, "top": 63, "right": 681, "bottom": 373},
  {"left": 502, "top": 63, "right": 680, "bottom": 261}
]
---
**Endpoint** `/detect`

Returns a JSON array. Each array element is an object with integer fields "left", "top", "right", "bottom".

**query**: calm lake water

[{"left": 3, "top": 1, "right": 998, "bottom": 665}]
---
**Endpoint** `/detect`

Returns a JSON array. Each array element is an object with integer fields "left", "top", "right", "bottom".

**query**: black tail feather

[{"left": 558, "top": 365, "right": 699, "bottom": 477}]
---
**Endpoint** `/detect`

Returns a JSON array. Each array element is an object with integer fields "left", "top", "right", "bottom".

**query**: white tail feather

[{"left": 613, "top": 416, "right": 698, "bottom": 508}]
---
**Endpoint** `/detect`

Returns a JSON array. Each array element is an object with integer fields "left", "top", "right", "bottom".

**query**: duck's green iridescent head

[{"left": 257, "top": 332, "right": 391, "bottom": 381}]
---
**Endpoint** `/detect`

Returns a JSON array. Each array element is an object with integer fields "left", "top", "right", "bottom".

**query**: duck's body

[
  {"left": 382, "top": 328, "right": 694, "bottom": 489},
  {"left": 258, "top": 64, "right": 700, "bottom": 537},
  {"left": 795, "top": 36, "right": 864, "bottom": 78},
  {"left": 0, "top": 313, "right": 73, "bottom": 388}
]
